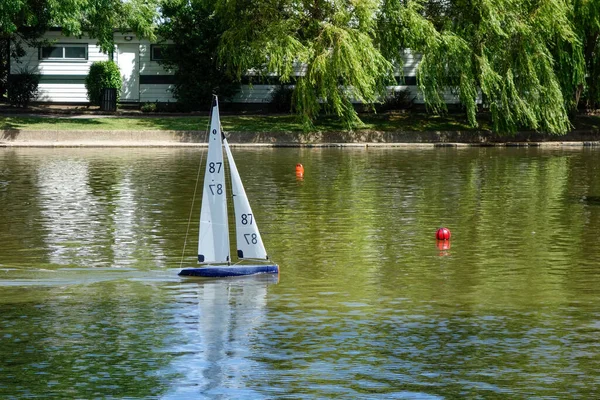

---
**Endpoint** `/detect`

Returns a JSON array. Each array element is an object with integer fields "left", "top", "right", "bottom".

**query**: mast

[{"left": 198, "top": 96, "right": 230, "bottom": 264}]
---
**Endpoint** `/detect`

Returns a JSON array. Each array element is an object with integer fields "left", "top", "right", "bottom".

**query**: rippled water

[{"left": 1, "top": 147, "right": 600, "bottom": 398}]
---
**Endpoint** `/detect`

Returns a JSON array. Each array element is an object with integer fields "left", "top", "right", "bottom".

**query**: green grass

[
  {"left": 0, "top": 116, "right": 209, "bottom": 132},
  {"left": 0, "top": 111, "right": 486, "bottom": 133}
]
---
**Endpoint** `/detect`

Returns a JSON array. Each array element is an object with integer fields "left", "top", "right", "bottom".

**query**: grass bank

[
  {"left": 0, "top": 112, "right": 483, "bottom": 133},
  {"left": 2, "top": 110, "right": 600, "bottom": 137}
]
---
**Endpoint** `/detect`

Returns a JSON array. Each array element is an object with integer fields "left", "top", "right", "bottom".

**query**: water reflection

[
  {"left": 34, "top": 153, "right": 166, "bottom": 271},
  {"left": 37, "top": 158, "right": 103, "bottom": 266},
  {"left": 165, "top": 276, "right": 277, "bottom": 398},
  {"left": 0, "top": 280, "right": 178, "bottom": 398},
  {"left": 1, "top": 147, "right": 600, "bottom": 398}
]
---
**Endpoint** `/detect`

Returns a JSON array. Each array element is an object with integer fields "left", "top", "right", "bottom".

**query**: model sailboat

[{"left": 178, "top": 96, "right": 279, "bottom": 277}]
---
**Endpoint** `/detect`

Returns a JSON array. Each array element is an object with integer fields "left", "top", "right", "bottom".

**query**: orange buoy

[{"left": 295, "top": 163, "right": 304, "bottom": 177}]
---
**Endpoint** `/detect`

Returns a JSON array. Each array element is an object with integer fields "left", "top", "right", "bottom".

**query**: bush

[
  {"left": 85, "top": 61, "right": 122, "bottom": 106},
  {"left": 140, "top": 101, "right": 183, "bottom": 113},
  {"left": 7, "top": 71, "right": 40, "bottom": 107},
  {"left": 141, "top": 102, "right": 157, "bottom": 113}
]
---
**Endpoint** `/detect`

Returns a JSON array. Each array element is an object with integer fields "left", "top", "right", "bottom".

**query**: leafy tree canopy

[
  {"left": 378, "top": 0, "right": 579, "bottom": 135},
  {"left": 216, "top": 0, "right": 394, "bottom": 129},
  {"left": 1, "top": 0, "right": 159, "bottom": 52},
  {"left": 157, "top": 0, "right": 239, "bottom": 110},
  {"left": 3, "top": 0, "right": 600, "bottom": 135},
  {"left": 566, "top": 0, "right": 600, "bottom": 110},
  {"left": 214, "top": 0, "right": 598, "bottom": 134}
]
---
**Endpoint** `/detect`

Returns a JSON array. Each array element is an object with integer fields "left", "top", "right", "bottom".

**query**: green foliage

[
  {"left": 217, "top": 0, "right": 393, "bottom": 129},
  {"left": 141, "top": 102, "right": 157, "bottom": 113},
  {"left": 7, "top": 70, "right": 40, "bottom": 107},
  {"left": 157, "top": 0, "right": 239, "bottom": 111},
  {"left": 378, "top": 0, "right": 574, "bottom": 135},
  {"left": 85, "top": 61, "right": 122, "bottom": 106},
  {"left": 4, "top": 0, "right": 600, "bottom": 135},
  {"left": 1, "top": 1, "right": 158, "bottom": 99},
  {"left": 1, "top": 0, "right": 158, "bottom": 53},
  {"left": 567, "top": 0, "right": 600, "bottom": 110}
]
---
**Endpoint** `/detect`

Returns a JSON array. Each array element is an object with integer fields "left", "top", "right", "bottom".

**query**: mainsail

[{"left": 198, "top": 97, "right": 230, "bottom": 263}]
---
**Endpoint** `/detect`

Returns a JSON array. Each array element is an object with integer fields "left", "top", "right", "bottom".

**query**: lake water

[{"left": 1, "top": 147, "right": 599, "bottom": 398}]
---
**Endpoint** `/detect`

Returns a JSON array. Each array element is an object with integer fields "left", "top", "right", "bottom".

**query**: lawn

[
  {"left": 2, "top": 110, "right": 599, "bottom": 135},
  {"left": 0, "top": 112, "right": 482, "bottom": 133}
]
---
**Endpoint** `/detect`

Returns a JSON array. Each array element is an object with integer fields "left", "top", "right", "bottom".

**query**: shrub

[
  {"left": 7, "top": 71, "right": 40, "bottom": 107},
  {"left": 85, "top": 61, "right": 122, "bottom": 106},
  {"left": 141, "top": 102, "right": 157, "bottom": 113}
]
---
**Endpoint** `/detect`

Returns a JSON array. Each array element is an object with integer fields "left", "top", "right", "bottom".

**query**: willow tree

[
  {"left": 567, "top": 0, "right": 600, "bottom": 110},
  {"left": 216, "top": 0, "right": 394, "bottom": 128},
  {"left": 378, "top": 0, "right": 577, "bottom": 135}
]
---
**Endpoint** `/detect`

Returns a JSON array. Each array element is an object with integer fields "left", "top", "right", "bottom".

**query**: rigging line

[{"left": 179, "top": 111, "right": 212, "bottom": 269}]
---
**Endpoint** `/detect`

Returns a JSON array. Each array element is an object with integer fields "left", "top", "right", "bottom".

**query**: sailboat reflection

[{"left": 165, "top": 275, "right": 277, "bottom": 397}]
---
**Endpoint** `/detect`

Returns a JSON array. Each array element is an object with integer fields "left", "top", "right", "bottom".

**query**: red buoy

[
  {"left": 436, "top": 227, "right": 451, "bottom": 241},
  {"left": 295, "top": 163, "right": 304, "bottom": 177}
]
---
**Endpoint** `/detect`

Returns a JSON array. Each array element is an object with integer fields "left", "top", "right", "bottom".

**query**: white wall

[
  {"left": 11, "top": 31, "right": 109, "bottom": 102},
  {"left": 11, "top": 33, "right": 461, "bottom": 106},
  {"left": 11, "top": 31, "right": 177, "bottom": 103},
  {"left": 137, "top": 42, "right": 175, "bottom": 103}
]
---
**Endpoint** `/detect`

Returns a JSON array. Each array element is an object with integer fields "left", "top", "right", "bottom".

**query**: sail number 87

[
  {"left": 241, "top": 213, "right": 253, "bottom": 225},
  {"left": 244, "top": 233, "right": 258, "bottom": 244},
  {"left": 209, "top": 162, "right": 222, "bottom": 173},
  {"left": 209, "top": 184, "right": 223, "bottom": 195}
]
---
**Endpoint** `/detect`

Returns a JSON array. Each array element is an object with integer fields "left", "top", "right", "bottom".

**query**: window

[
  {"left": 40, "top": 44, "right": 87, "bottom": 61},
  {"left": 150, "top": 45, "right": 170, "bottom": 61}
]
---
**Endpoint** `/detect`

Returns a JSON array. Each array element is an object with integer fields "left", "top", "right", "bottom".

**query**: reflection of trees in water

[
  {"left": 0, "top": 151, "right": 47, "bottom": 265},
  {"left": 2, "top": 148, "right": 600, "bottom": 398},
  {"left": 253, "top": 148, "right": 600, "bottom": 308},
  {"left": 4, "top": 147, "right": 600, "bottom": 300}
]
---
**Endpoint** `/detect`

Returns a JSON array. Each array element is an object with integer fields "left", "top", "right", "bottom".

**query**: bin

[{"left": 100, "top": 88, "right": 117, "bottom": 111}]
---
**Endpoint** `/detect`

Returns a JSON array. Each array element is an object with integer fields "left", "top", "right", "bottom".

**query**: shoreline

[{"left": 2, "top": 129, "right": 600, "bottom": 148}]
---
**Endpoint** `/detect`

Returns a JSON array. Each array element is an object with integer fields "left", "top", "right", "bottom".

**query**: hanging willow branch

[
  {"left": 217, "top": 0, "right": 585, "bottom": 134},
  {"left": 218, "top": 0, "right": 393, "bottom": 129},
  {"left": 296, "top": 22, "right": 393, "bottom": 128},
  {"left": 379, "top": 0, "right": 577, "bottom": 135}
]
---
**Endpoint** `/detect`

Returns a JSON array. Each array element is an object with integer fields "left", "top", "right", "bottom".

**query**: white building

[
  {"left": 10, "top": 30, "right": 458, "bottom": 106},
  {"left": 10, "top": 30, "right": 175, "bottom": 104}
]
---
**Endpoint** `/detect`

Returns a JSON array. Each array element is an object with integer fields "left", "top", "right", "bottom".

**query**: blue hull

[{"left": 178, "top": 264, "right": 279, "bottom": 278}]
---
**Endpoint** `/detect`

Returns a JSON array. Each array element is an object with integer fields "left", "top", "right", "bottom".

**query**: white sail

[
  {"left": 223, "top": 138, "right": 269, "bottom": 260},
  {"left": 198, "top": 97, "right": 230, "bottom": 264}
]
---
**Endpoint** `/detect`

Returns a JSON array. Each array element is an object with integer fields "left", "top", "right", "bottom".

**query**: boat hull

[{"left": 178, "top": 264, "right": 279, "bottom": 277}]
